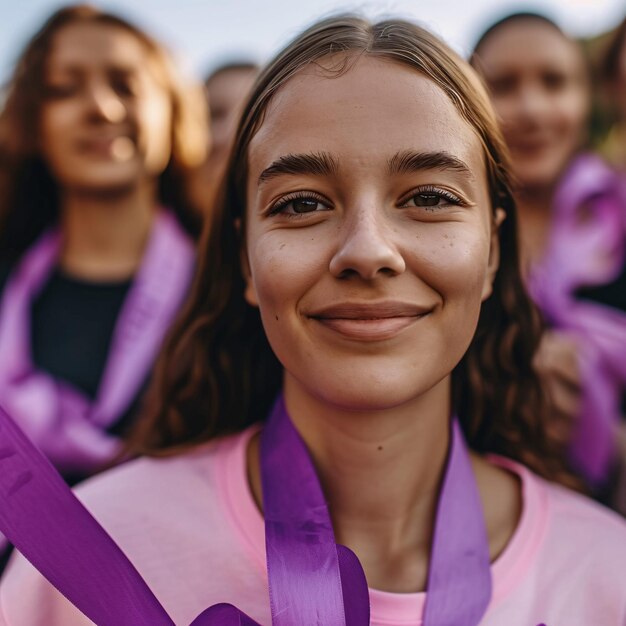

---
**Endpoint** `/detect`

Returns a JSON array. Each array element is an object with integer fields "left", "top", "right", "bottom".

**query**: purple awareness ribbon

[{"left": 0, "top": 396, "right": 492, "bottom": 625}]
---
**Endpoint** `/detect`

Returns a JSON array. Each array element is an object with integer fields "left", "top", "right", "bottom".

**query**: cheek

[
  {"left": 39, "top": 106, "right": 72, "bottom": 164},
  {"left": 410, "top": 224, "right": 490, "bottom": 302},
  {"left": 247, "top": 229, "right": 329, "bottom": 315},
  {"left": 136, "top": 91, "right": 173, "bottom": 172},
  {"left": 559, "top": 92, "right": 588, "bottom": 137}
]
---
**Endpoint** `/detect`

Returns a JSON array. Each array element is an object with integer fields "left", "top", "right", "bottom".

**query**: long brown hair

[
  {"left": 132, "top": 16, "right": 569, "bottom": 483},
  {"left": 0, "top": 3, "right": 208, "bottom": 263}
]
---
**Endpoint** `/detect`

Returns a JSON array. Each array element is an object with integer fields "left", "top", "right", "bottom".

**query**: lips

[
  {"left": 308, "top": 302, "right": 433, "bottom": 341},
  {"left": 77, "top": 134, "right": 135, "bottom": 159}
]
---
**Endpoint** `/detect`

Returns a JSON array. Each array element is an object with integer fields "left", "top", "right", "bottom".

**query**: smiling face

[
  {"left": 242, "top": 56, "right": 501, "bottom": 411},
  {"left": 39, "top": 21, "right": 173, "bottom": 193},
  {"left": 474, "top": 19, "right": 588, "bottom": 193}
]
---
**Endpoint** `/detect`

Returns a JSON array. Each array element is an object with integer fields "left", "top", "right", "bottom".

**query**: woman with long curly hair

[
  {"left": 0, "top": 4, "right": 207, "bottom": 486},
  {"left": 1, "top": 14, "right": 626, "bottom": 626}
]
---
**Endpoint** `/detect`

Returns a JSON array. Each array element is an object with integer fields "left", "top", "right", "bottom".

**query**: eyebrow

[
  {"left": 258, "top": 152, "right": 339, "bottom": 185},
  {"left": 387, "top": 150, "right": 475, "bottom": 180}
]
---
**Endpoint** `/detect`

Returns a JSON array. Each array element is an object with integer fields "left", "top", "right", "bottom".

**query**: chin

[
  {"left": 305, "top": 369, "right": 447, "bottom": 413},
  {"left": 66, "top": 172, "right": 140, "bottom": 195}
]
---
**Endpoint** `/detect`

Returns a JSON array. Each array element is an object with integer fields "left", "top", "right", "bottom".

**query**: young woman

[
  {"left": 2, "top": 15, "right": 626, "bottom": 626},
  {"left": 188, "top": 61, "right": 259, "bottom": 216},
  {"left": 0, "top": 5, "right": 207, "bottom": 485},
  {"left": 471, "top": 13, "right": 626, "bottom": 494}
]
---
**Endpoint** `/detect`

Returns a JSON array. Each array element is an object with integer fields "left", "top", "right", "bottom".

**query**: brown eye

[
  {"left": 413, "top": 193, "right": 441, "bottom": 207},
  {"left": 399, "top": 186, "right": 464, "bottom": 211},
  {"left": 110, "top": 71, "right": 137, "bottom": 97},
  {"left": 542, "top": 71, "right": 567, "bottom": 91},
  {"left": 270, "top": 193, "right": 332, "bottom": 217},
  {"left": 292, "top": 198, "right": 321, "bottom": 213},
  {"left": 489, "top": 75, "right": 517, "bottom": 97}
]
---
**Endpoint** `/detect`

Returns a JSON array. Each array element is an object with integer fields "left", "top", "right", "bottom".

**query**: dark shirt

[
  {"left": 0, "top": 265, "right": 145, "bottom": 457},
  {"left": 575, "top": 259, "right": 626, "bottom": 313},
  {"left": 31, "top": 270, "right": 132, "bottom": 399}
]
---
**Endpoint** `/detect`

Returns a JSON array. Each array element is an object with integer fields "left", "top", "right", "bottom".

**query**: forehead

[
  {"left": 208, "top": 69, "right": 257, "bottom": 108},
  {"left": 47, "top": 22, "right": 149, "bottom": 72},
  {"left": 248, "top": 55, "right": 484, "bottom": 177},
  {"left": 477, "top": 20, "right": 582, "bottom": 75}
]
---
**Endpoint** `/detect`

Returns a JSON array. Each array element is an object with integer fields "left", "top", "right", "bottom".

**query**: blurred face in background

[
  {"left": 475, "top": 19, "right": 589, "bottom": 193},
  {"left": 206, "top": 67, "right": 257, "bottom": 161},
  {"left": 40, "top": 21, "right": 174, "bottom": 194}
]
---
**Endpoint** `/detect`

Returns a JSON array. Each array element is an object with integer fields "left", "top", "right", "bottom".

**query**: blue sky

[{"left": 1, "top": 0, "right": 624, "bottom": 84}]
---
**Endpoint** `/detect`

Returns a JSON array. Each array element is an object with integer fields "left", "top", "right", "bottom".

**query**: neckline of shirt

[{"left": 215, "top": 424, "right": 551, "bottom": 625}]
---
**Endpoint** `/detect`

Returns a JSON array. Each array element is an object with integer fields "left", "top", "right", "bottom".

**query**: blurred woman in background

[
  {"left": 472, "top": 12, "right": 626, "bottom": 500},
  {"left": 0, "top": 3, "right": 208, "bottom": 490},
  {"left": 187, "top": 61, "right": 259, "bottom": 215}
]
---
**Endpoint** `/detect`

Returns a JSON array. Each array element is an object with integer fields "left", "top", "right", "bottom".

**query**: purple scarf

[
  {"left": 0, "top": 210, "right": 194, "bottom": 476},
  {"left": 528, "top": 153, "right": 626, "bottom": 486},
  {"left": 0, "top": 397, "right": 492, "bottom": 625}
]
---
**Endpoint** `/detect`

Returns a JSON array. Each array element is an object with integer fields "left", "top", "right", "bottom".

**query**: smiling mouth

[
  {"left": 78, "top": 136, "right": 135, "bottom": 161},
  {"left": 308, "top": 303, "right": 433, "bottom": 341}
]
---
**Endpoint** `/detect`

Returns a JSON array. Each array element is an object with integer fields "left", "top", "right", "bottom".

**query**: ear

[
  {"left": 235, "top": 218, "right": 259, "bottom": 307},
  {"left": 481, "top": 208, "right": 506, "bottom": 302}
]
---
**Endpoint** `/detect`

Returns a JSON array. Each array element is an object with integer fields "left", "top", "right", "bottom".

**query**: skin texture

[
  {"left": 475, "top": 19, "right": 589, "bottom": 194},
  {"left": 242, "top": 56, "right": 519, "bottom": 592},
  {"left": 40, "top": 22, "right": 173, "bottom": 195}
]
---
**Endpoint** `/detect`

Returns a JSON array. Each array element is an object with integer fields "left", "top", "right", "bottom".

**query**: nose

[
  {"left": 85, "top": 81, "right": 126, "bottom": 123},
  {"left": 515, "top": 83, "right": 550, "bottom": 123},
  {"left": 329, "top": 206, "right": 406, "bottom": 280}
]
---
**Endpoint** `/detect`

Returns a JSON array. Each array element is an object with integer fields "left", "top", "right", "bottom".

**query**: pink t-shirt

[{"left": 1, "top": 426, "right": 626, "bottom": 625}]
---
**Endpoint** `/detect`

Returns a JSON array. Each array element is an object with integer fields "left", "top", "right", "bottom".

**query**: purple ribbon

[
  {"left": 528, "top": 154, "right": 626, "bottom": 486},
  {"left": 0, "top": 397, "right": 492, "bottom": 625},
  {"left": 261, "top": 396, "right": 369, "bottom": 625},
  {"left": 0, "top": 210, "right": 194, "bottom": 475}
]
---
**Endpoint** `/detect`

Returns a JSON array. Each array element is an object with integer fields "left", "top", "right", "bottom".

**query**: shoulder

[
  {"left": 484, "top": 457, "right": 626, "bottom": 624},
  {"left": 496, "top": 456, "right": 626, "bottom": 589},
  {"left": 499, "top": 456, "right": 626, "bottom": 555},
  {"left": 72, "top": 429, "right": 251, "bottom": 527},
  {"left": 543, "top": 476, "right": 626, "bottom": 552}
]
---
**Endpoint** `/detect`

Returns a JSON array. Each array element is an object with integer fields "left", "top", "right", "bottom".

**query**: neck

[
  {"left": 253, "top": 375, "right": 452, "bottom": 592},
  {"left": 515, "top": 187, "right": 554, "bottom": 274},
  {"left": 58, "top": 180, "right": 157, "bottom": 281}
]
